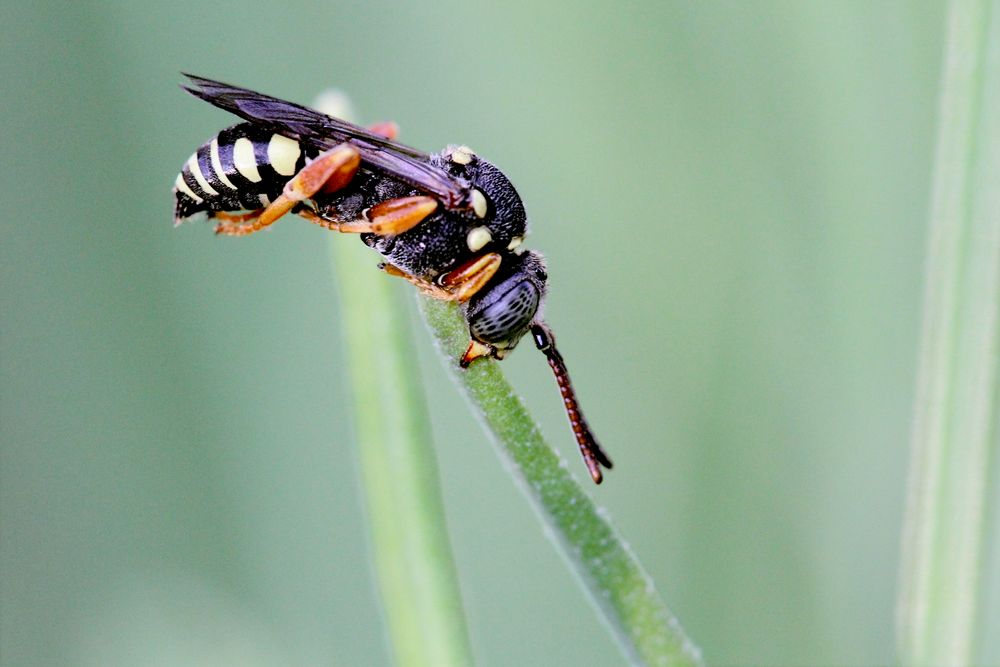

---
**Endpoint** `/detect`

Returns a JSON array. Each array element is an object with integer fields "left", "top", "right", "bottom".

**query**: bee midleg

[
  {"left": 295, "top": 196, "right": 439, "bottom": 237},
  {"left": 226, "top": 144, "right": 361, "bottom": 237},
  {"left": 377, "top": 263, "right": 454, "bottom": 300}
]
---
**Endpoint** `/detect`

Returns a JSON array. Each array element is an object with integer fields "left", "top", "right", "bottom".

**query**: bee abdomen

[{"left": 173, "top": 123, "right": 316, "bottom": 222}]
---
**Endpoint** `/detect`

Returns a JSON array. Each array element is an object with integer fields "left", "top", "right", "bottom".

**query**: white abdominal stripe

[{"left": 174, "top": 123, "right": 310, "bottom": 216}]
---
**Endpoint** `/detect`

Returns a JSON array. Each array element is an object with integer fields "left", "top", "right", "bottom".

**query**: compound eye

[{"left": 469, "top": 280, "right": 540, "bottom": 346}]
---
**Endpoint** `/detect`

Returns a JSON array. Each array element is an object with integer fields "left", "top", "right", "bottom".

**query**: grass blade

[
  {"left": 419, "top": 297, "right": 703, "bottom": 667},
  {"left": 331, "top": 239, "right": 474, "bottom": 667},
  {"left": 898, "top": 1, "right": 1000, "bottom": 664}
]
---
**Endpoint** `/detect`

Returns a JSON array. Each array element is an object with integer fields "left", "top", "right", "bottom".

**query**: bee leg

[
  {"left": 294, "top": 207, "right": 341, "bottom": 232},
  {"left": 212, "top": 211, "right": 261, "bottom": 222},
  {"left": 379, "top": 253, "right": 502, "bottom": 303},
  {"left": 378, "top": 262, "right": 454, "bottom": 299},
  {"left": 439, "top": 252, "right": 503, "bottom": 302},
  {"left": 460, "top": 340, "right": 493, "bottom": 368},
  {"left": 368, "top": 121, "right": 399, "bottom": 140},
  {"left": 361, "top": 196, "right": 439, "bottom": 235},
  {"left": 210, "top": 210, "right": 264, "bottom": 236},
  {"left": 234, "top": 144, "right": 361, "bottom": 236},
  {"left": 296, "top": 196, "right": 439, "bottom": 236}
]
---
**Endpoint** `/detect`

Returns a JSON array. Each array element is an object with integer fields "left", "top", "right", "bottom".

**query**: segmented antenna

[{"left": 531, "top": 323, "right": 613, "bottom": 484}]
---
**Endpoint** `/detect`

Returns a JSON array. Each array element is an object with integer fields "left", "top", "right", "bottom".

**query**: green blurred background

[{"left": 3, "top": 1, "right": 998, "bottom": 665}]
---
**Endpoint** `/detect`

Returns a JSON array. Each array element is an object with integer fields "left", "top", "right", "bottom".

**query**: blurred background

[{"left": 3, "top": 1, "right": 998, "bottom": 665}]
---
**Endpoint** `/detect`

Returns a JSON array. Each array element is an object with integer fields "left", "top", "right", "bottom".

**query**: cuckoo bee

[{"left": 173, "top": 74, "right": 613, "bottom": 483}]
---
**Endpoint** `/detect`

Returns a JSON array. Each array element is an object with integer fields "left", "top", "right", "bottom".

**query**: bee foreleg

[
  {"left": 460, "top": 340, "right": 493, "bottom": 368},
  {"left": 439, "top": 252, "right": 502, "bottom": 303},
  {"left": 380, "top": 253, "right": 502, "bottom": 303}
]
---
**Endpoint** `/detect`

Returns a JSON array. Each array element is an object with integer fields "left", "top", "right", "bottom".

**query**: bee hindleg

[
  {"left": 439, "top": 252, "right": 502, "bottom": 303},
  {"left": 296, "top": 196, "right": 438, "bottom": 237},
  {"left": 210, "top": 210, "right": 264, "bottom": 236},
  {"left": 368, "top": 121, "right": 399, "bottom": 140},
  {"left": 243, "top": 144, "right": 361, "bottom": 235}
]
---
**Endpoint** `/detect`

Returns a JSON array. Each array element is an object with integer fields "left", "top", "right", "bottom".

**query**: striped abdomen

[{"left": 173, "top": 123, "right": 317, "bottom": 222}]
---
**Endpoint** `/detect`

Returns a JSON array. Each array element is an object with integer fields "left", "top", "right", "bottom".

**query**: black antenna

[{"left": 531, "top": 323, "right": 613, "bottom": 484}]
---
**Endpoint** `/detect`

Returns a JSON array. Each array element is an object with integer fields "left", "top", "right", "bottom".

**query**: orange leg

[
  {"left": 218, "top": 144, "right": 361, "bottom": 238},
  {"left": 212, "top": 210, "right": 261, "bottom": 223},
  {"left": 363, "top": 196, "right": 438, "bottom": 235},
  {"left": 368, "top": 121, "right": 399, "bottom": 140},
  {"left": 295, "top": 196, "right": 438, "bottom": 236},
  {"left": 439, "top": 252, "right": 502, "bottom": 302},
  {"left": 211, "top": 210, "right": 263, "bottom": 236},
  {"left": 295, "top": 207, "right": 342, "bottom": 231},
  {"left": 379, "top": 263, "right": 453, "bottom": 299},
  {"left": 379, "top": 252, "right": 502, "bottom": 304},
  {"left": 460, "top": 340, "right": 493, "bottom": 367}
]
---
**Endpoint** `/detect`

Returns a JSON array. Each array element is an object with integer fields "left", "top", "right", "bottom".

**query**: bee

[{"left": 173, "top": 74, "right": 613, "bottom": 483}]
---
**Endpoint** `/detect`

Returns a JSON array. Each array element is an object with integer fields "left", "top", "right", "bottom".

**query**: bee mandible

[{"left": 173, "top": 74, "right": 613, "bottom": 483}]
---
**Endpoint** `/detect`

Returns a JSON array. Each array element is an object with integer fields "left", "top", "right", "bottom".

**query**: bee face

[
  {"left": 469, "top": 278, "right": 540, "bottom": 349},
  {"left": 466, "top": 251, "right": 547, "bottom": 351}
]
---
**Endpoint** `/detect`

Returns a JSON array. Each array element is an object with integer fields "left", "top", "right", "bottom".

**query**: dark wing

[{"left": 181, "top": 74, "right": 470, "bottom": 208}]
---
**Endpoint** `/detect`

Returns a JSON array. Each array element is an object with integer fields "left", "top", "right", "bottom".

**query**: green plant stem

[
  {"left": 898, "top": 0, "right": 1000, "bottom": 664},
  {"left": 419, "top": 297, "right": 703, "bottom": 667},
  {"left": 331, "top": 239, "right": 473, "bottom": 667}
]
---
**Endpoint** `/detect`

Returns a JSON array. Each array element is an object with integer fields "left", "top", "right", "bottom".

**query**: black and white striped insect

[{"left": 173, "top": 74, "right": 613, "bottom": 483}]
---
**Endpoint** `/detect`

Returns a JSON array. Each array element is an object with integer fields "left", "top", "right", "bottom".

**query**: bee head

[
  {"left": 465, "top": 251, "right": 547, "bottom": 358},
  {"left": 462, "top": 251, "right": 614, "bottom": 484}
]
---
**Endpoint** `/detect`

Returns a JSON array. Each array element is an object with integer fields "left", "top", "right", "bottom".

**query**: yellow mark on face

[
  {"left": 233, "top": 137, "right": 262, "bottom": 183},
  {"left": 187, "top": 154, "right": 219, "bottom": 196},
  {"left": 210, "top": 138, "right": 237, "bottom": 190},
  {"left": 471, "top": 189, "right": 488, "bottom": 218},
  {"left": 507, "top": 236, "right": 523, "bottom": 250},
  {"left": 450, "top": 145, "right": 475, "bottom": 165},
  {"left": 174, "top": 173, "right": 203, "bottom": 203},
  {"left": 267, "top": 134, "right": 301, "bottom": 176},
  {"left": 467, "top": 225, "right": 492, "bottom": 252}
]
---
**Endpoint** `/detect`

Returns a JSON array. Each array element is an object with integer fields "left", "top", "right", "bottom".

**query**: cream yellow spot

[
  {"left": 258, "top": 194, "right": 271, "bottom": 207},
  {"left": 233, "top": 137, "right": 262, "bottom": 183},
  {"left": 471, "top": 189, "right": 488, "bottom": 218},
  {"left": 267, "top": 134, "right": 301, "bottom": 176},
  {"left": 467, "top": 225, "right": 492, "bottom": 252},
  {"left": 210, "top": 138, "right": 237, "bottom": 190},
  {"left": 187, "top": 153, "right": 218, "bottom": 196},
  {"left": 174, "top": 173, "right": 203, "bottom": 203},
  {"left": 450, "top": 145, "right": 475, "bottom": 165},
  {"left": 507, "top": 236, "right": 523, "bottom": 250}
]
